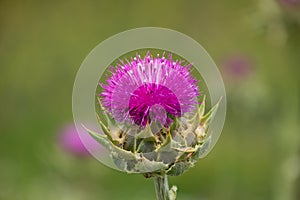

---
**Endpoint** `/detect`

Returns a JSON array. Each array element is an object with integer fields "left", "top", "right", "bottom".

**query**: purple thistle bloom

[{"left": 100, "top": 52, "right": 199, "bottom": 127}]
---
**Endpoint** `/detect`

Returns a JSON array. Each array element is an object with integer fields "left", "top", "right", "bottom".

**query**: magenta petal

[{"left": 100, "top": 53, "right": 199, "bottom": 127}]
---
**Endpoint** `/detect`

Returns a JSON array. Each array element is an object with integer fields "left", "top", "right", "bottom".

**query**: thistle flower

[
  {"left": 87, "top": 52, "right": 220, "bottom": 200},
  {"left": 100, "top": 52, "right": 199, "bottom": 127}
]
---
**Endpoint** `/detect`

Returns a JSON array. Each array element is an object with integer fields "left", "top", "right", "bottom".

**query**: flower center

[{"left": 129, "top": 83, "right": 181, "bottom": 126}]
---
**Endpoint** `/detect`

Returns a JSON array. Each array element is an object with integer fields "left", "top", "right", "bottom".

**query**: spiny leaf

[
  {"left": 96, "top": 114, "right": 113, "bottom": 142},
  {"left": 198, "top": 95, "right": 206, "bottom": 117},
  {"left": 191, "top": 137, "right": 212, "bottom": 161},
  {"left": 137, "top": 123, "right": 154, "bottom": 138},
  {"left": 84, "top": 125, "right": 111, "bottom": 149},
  {"left": 170, "top": 117, "right": 179, "bottom": 132},
  {"left": 186, "top": 114, "right": 200, "bottom": 133},
  {"left": 195, "top": 126, "right": 206, "bottom": 143},
  {"left": 97, "top": 97, "right": 118, "bottom": 134},
  {"left": 85, "top": 126, "right": 136, "bottom": 160},
  {"left": 156, "top": 129, "right": 172, "bottom": 152},
  {"left": 136, "top": 140, "right": 156, "bottom": 153},
  {"left": 167, "top": 161, "right": 194, "bottom": 176},
  {"left": 172, "top": 131, "right": 187, "bottom": 148},
  {"left": 186, "top": 95, "right": 206, "bottom": 126},
  {"left": 85, "top": 125, "right": 168, "bottom": 173},
  {"left": 133, "top": 156, "right": 168, "bottom": 173},
  {"left": 200, "top": 97, "right": 222, "bottom": 125},
  {"left": 172, "top": 146, "right": 196, "bottom": 153},
  {"left": 97, "top": 97, "right": 115, "bottom": 122},
  {"left": 111, "top": 153, "right": 128, "bottom": 172}
]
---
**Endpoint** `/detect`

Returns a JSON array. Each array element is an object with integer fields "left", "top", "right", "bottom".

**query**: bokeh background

[{"left": 0, "top": 0, "right": 299, "bottom": 200}]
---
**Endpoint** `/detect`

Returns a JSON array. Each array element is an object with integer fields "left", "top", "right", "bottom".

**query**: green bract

[{"left": 86, "top": 96, "right": 220, "bottom": 178}]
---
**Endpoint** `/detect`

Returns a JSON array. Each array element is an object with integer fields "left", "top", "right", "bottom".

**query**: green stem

[{"left": 153, "top": 175, "right": 171, "bottom": 200}]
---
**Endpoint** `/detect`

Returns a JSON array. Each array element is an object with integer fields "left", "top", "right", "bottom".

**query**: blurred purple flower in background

[
  {"left": 58, "top": 124, "right": 98, "bottom": 156},
  {"left": 222, "top": 55, "right": 253, "bottom": 81},
  {"left": 280, "top": 0, "right": 300, "bottom": 6}
]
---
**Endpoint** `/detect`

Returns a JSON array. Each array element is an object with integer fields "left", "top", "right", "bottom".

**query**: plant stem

[{"left": 153, "top": 175, "right": 170, "bottom": 200}]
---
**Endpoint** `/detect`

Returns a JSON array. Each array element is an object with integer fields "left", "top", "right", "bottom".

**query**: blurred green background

[{"left": 0, "top": 0, "right": 299, "bottom": 200}]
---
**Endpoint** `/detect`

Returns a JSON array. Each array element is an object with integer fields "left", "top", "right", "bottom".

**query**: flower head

[
  {"left": 100, "top": 52, "right": 199, "bottom": 127},
  {"left": 87, "top": 51, "right": 220, "bottom": 177}
]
